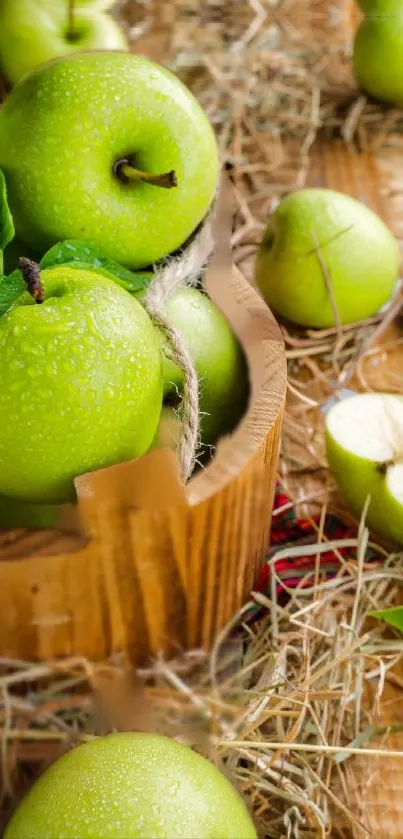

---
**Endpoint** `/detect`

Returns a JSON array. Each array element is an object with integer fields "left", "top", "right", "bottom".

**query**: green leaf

[
  {"left": 369, "top": 606, "right": 403, "bottom": 633},
  {"left": 39, "top": 240, "right": 152, "bottom": 293},
  {"left": 0, "top": 170, "right": 15, "bottom": 275},
  {"left": 51, "top": 260, "right": 134, "bottom": 287},
  {"left": 0, "top": 269, "right": 25, "bottom": 318},
  {"left": 52, "top": 260, "right": 154, "bottom": 293}
]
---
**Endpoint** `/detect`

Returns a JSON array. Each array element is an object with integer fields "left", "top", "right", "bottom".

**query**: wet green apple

[
  {"left": 161, "top": 287, "right": 248, "bottom": 446},
  {"left": 256, "top": 188, "right": 399, "bottom": 328},
  {"left": 5, "top": 733, "right": 257, "bottom": 839},
  {"left": 0, "top": 51, "right": 219, "bottom": 269},
  {"left": 325, "top": 393, "right": 403, "bottom": 544},
  {"left": 0, "top": 262, "right": 162, "bottom": 504},
  {"left": 0, "top": 0, "right": 127, "bottom": 86},
  {"left": 354, "top": 10, "right": 403, "bottom": 106}
]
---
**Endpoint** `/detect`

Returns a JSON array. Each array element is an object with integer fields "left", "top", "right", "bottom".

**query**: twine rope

[{"left": 144, "top": 213, "right": 215, "bottom": 482}]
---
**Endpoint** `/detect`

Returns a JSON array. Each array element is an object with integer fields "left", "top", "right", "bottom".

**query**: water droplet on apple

[{"left": 9, "top": 379, "right": 24, "bottom": 393}]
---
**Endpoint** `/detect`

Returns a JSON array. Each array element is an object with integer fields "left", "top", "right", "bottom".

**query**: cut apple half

[{"left": 325, "top": 392, "right": 403, "bottom": 544}]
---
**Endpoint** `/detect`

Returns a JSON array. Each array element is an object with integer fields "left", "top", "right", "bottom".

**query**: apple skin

[
  {"left": 160, "top": 287, "right": 248, "bottom": 446},
  {"left": 0, "top": 266, "right": 162, "bottom": 504},
  {"left": 357, "top": 0, "right": 403, "bottom": 13},
  {"left": 150, "top": 405, "right": 182, "bottom": 452},
  {"left": 0, "top": 0, "right": 127, "bottom": 87},
  {"left": 0, "top": 51, "right": 219, "bottom": 269},
  {"left": 0, "top": 494, "right": 59, "bottom": 528},
  {"left": 354, "top": 15, "right": 403, "bottom": 106},
  {"left": 325, "top": 393, "right": 403, "bottom": 544},
  {"left": 4, "top": 733, "right": 257, "bottom": 839},
  {"left": 255, "top": 188, "right": 400, "bottom": 328}
]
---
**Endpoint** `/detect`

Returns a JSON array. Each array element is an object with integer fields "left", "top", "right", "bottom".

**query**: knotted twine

[{"left": 144, "top": 212, "right": 215, "bottom": 482}]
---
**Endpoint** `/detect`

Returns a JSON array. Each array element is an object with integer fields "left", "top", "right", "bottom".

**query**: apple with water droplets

[
  {"left": 0, "top": 51, "right": 219, "bottom": 269},
  {"left": 0, "top": 260, "right": 162, "bottom": 504},
  {"left": 325, "top": 392, "right": 403, "bottom": 544},
  {"left": 0, "top": 0, "right": 127, "bottom": 86},
  {"left": 5, "top": 732, "right": 257, "bottom": 839}
]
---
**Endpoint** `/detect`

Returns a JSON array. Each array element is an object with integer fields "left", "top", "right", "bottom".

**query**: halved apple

[{"left": 325, "top": 392, "right": 403, "bottom": 544}]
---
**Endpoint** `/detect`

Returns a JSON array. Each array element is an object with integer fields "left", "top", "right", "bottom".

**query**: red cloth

[{"left": 257, "top": 484, "right": 380, "bottom": 596}]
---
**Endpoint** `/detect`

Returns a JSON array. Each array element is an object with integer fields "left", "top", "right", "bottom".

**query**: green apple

[
  {"left": 255, "top": 188, "right": 400, "bottom": 328},
  {"left": 5, "top": 732, "right": 257, "bottom": 839},
  {"left": 356, "top": 0, "right": 402, "bottom": 14},
  {"left": 0, "top": 494, "right": 60, "bottom": 528},
  {"left": 0, "top": 262, "right": 162, "bottom": 504},
  {"left": 354, "top": 14, "right": 403, "bottom": 106},
  {"left": 325, "top": 393, "right": 403, "bottom": 544},
  {"left": 160, "top": 287, "right": 248, "bottom": 446},
  {"left": 0, "top": 0, "right": 127, "bottom": 87},
  {"left": 151, "top": 405, "right": 182, "bottom": 452},
  {"left": 0, "top": 51, "right": 219, "bottom": 269}
]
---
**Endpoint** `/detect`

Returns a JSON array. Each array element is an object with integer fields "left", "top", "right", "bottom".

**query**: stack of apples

[{"left": 0, "top": 49, "right": 248, "bottom": 523}]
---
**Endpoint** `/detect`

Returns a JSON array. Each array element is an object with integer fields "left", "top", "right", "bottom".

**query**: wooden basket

[{"left": 0, "top": 185, "right": 286, "bottom": 664}]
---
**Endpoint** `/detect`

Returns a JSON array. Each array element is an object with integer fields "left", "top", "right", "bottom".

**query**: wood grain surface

[{"left": 0, "top": 183, "right": 286, "bottom": 662}]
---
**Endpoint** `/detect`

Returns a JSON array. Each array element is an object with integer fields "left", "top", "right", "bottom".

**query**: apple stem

[
  {"left": 67, "top": 0, "right": 76, "bottom": 41},
  {"left": 377, "top": 459, "right": 395, "bottom": 476},
  {"left": 115, "top": 160, "right": 178, "bottom": 190},
  {"left": 19, "top": 258, "right": 44, "bottom": 304}
]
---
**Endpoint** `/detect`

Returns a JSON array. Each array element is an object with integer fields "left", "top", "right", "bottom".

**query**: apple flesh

[
  {"left": 5, "top": 733, "right": 257, "bottom": 839},
  {"left": 0, "top": 264, "right": 162, "bottom": 504},
  {"left": 325, "top": 393, "right": 403, "bottom": 544},
  {"left": 256, "top": 188, "right": 400, "bottom": 328},
  {"left": 354, "top": 15, "right": 403, "bottom": 106},
  {"left": 160, "top": 287, "right": 248, "bottom": 447},
  {"left": 0, "top": 0, "right": 127, "bottom": 86},
  {"left": 0, "top": 51, "right": 219, "bottom": 269}
]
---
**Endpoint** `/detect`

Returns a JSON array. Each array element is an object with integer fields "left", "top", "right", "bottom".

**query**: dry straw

[{"left": 1, "top": 524, "right": 402, "bottom": 838}]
